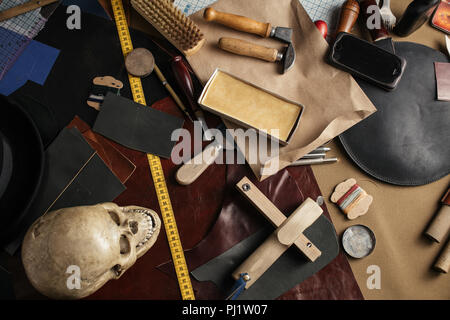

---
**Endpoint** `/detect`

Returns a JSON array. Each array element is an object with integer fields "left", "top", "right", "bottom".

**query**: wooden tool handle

[
  {"left": 0, "top": 0, "right": 58, "bottom": 22},
  {"left": 360, "top": 0, "right": 390, "bottom": 41},
  {"left": 218, "top": 37, "right": 278, "bottom": 62},
  {"left": 236, "top": 177, "right": 322, "bottom": 262},
  {"left": 336, "top": 0, "right": 360, "bottom": 35},
  {"left": 204, "top": 7, "right": 271, "bottom": 38},
  {"left": 171, "top": 56, "right": 199, "bottom": 113},
  {"left": 232, "top": 198, "right": 322, "bottom": 288},
  {"left": 175, "top": 142, "right": 222, "bottom": 185},
  {"left": 434, "top": 239, "right": 450, "bottom": 273},
  {"left": 425, "top": 205, "right": 450, "bottom": 243}
]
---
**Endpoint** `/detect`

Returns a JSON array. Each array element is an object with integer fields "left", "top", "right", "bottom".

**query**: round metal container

[{"left": 342, "top": 225, "right": 376, "bottom": 259}]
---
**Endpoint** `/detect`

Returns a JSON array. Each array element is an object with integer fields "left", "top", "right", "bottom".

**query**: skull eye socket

[
  {"left": 108, "top": 211, "right": 121, "bottom": 226},
  {"left": 129, "top": 221, "right": 138, "bottom": 234},
  {"left": 120, "top": 235, "right": 131, "bottom": 255}
]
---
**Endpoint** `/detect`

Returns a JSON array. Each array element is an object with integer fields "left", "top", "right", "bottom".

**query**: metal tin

[{"left": 342, "top": 225, "right": 376, "bottom": 259}]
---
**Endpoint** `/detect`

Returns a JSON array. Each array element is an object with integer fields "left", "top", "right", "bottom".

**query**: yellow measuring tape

[{"left": 111, "top": 0, "right": 195, "bottom": 300}]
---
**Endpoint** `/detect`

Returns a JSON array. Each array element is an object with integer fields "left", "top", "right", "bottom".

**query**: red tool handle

[
  {"left": 171, "top": 56, "right": 199, "bottom": 113},
  {"left": 359, "top": 0, "right": 390, "bottom": 41}
]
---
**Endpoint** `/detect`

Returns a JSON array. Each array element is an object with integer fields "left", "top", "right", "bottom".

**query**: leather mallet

[{"left": 218, "top": 37, "right": 295, "bottom": 74}]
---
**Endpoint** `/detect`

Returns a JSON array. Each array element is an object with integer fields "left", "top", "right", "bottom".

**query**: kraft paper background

[{"left": 186, "top": 0, "right": 377, "bottom": 180}]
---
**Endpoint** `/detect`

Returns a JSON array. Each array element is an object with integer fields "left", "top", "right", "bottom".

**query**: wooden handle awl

[
  {"left": 219, "top": 37, "right": 279, "bottom": 62},
  {"left": 336, "top": 0, "right": 360, "bottom": 35},
  {"left": 204, "top": 7, "right": 272, "bottom": 38},
  {"left": 0, "top": 0, "right": 59, "bottom": 22}
]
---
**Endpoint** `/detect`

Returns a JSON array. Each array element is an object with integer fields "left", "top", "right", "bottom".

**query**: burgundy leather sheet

[
  {"left": 7, "top": 97, "right": 361, "bottom": 300},
  {"left": 88, "top": 97, "right": 363, "bottom": 300},
  {"left": 67, "top": 116, "right": 136, "bottom": 184}
]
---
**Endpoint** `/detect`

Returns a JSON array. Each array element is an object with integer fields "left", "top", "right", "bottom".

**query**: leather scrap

[
  {"left": 93, "top": 93, "right": 184, "bottom": 158},
  {"left": 67, "top": 116, "right": 135, "bottom": 184}
]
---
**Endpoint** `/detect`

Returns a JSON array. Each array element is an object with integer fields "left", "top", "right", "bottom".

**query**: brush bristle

[{"left": 131, "top": 0, "right": 204, "bottom": 54}]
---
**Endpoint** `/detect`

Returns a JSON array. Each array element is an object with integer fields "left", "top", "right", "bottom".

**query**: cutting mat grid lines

[
  {"left": 0, "top": 0, "right": 47, "bottom": 80},
  {"left": 174, "top": 0, "right": 346, "bottom": 36}
]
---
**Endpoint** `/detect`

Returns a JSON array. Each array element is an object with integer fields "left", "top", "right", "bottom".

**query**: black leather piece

[
  {"left": 9, "top": 5, "right": 171, "bottom": 147},
  {"left": 0, "top": 97, "right": 45, "bottom": 246},
  {"left": 191, "top": 215, "right": 339, "bottom": 300},
  {"left": 340, "top": 42, "right": 450, "bottom": 186},
  {"left": 93, "top": 93, "right": 184, "bottom": 158},
  {"left": 4, "top": 127, "right": 126, "bottom": 254},
  {"left": 329, "top": 33, "right": 406, "bottom": 91}
]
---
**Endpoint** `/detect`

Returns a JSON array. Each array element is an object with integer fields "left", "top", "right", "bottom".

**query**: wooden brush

[{"left": 131, "top": 0, "right": 205, "bottom": 56}]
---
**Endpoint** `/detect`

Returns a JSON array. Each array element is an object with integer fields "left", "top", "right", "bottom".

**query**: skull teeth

[{"left": 125, "top": 208, "right": 157, "bottom": 248}]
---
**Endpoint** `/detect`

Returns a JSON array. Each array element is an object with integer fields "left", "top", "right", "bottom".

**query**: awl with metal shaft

[
  {"left": 219, "top": 37, "right": 295, "bottom": 74},
  {"left": 171, "top": 56, "right": 212, "bottom": 140},
  {"left": 203, "top": 7, "right": 292, "bottom": 43}
]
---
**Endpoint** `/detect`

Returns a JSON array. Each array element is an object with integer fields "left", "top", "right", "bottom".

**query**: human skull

[{"left": 21, "top": 203, "right": 161, "bottom": 299}]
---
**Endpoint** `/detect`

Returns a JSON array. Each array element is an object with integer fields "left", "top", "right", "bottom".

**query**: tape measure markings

[{"left": 111, "top": 0, "right": 195, "bottom": 300}]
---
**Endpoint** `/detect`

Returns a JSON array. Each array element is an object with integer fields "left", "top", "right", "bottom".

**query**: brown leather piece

[
  {"left": 67, "top": 116, "right": 136, "bottom": 184},
  {"left": 157, "top": 163, "right": 363, "bottom": 300},
  {"left": 88, "top": 95, "right": 362, "bottom": 299}
]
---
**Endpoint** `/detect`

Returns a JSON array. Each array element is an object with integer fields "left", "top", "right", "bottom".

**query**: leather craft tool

[
  {"left": 228, "top": 177, "right": 323, "bottom": 298},
  {"left": 130, "top": 0, "right": 205, "bottom": 56},
  {"left": 0, "top": 0, "right": 58, "bottom": 22},
  {"left": 87, "top": 76, "right": 123, "bottom": 111},
  {"left": 425, "top": 187, "right": 450, "bottom": 243},
  {"left": 203, "top": 7, "right": 292, "bottom": 43},
  {"left": 342, "top": 225, "right": 376, "bottom": 259},
  {"left": 176, "top": 123, "right": 233, "bottom": 186},
  {"left": 171, "top": 56, "right": 211, "bottom": 139},
  {"left": 379, "top": 0, "right": 396, "bottom": 31},
  {"left": 331, "top": 178, "right": 373, "bottom": 220},
  {"left": 218, "top": 37, "right": 295, "bottom": 74},
  {"left": 289, "top": 157, "right": 338, "bottom": 166},
  {"left": 125, "top": 48, "right": 155, "bottom": 78},
  {"left": 235, "top": 177, "right": 322, "bottom": 263},
  {"left": 330, "top": 0, "right": 406, "bottom": 91},
  {"left": 110, "top": 0, "right": 195, "bottom": 300}
]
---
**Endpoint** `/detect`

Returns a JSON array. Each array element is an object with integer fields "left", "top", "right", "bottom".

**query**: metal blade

[
  {"left": 272, "top": 26, "right": 292, "bottom": 43},
  {"left": 282, "top": 43, "right": 296, "bottom": 73}
]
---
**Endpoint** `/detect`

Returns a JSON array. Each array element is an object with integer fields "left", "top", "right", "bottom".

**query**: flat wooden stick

[
  {"left": 236, "top": 177, "right": 322, "bottom": 262},
  {"left": 0, "top": 0, "right": 58, "bottom": 22}
]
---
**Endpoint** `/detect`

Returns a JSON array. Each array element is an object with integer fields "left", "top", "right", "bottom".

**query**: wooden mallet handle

[
  {"left": 336, "top": 0, "right": 360, "bottom": 35},
  {"left": 218, "top": 37, "right": 278, "bottom": 62},
  {"left": 0, "top": 0, "right": 58, "bottom": 22},
  {"left": 204, "top": 7, "right": 272, "bottom": 38}
]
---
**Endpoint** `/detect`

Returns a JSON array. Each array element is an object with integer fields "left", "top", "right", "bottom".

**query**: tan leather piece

[{"left": 200, "top": 70, "right": 302, "bottom": 142}]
